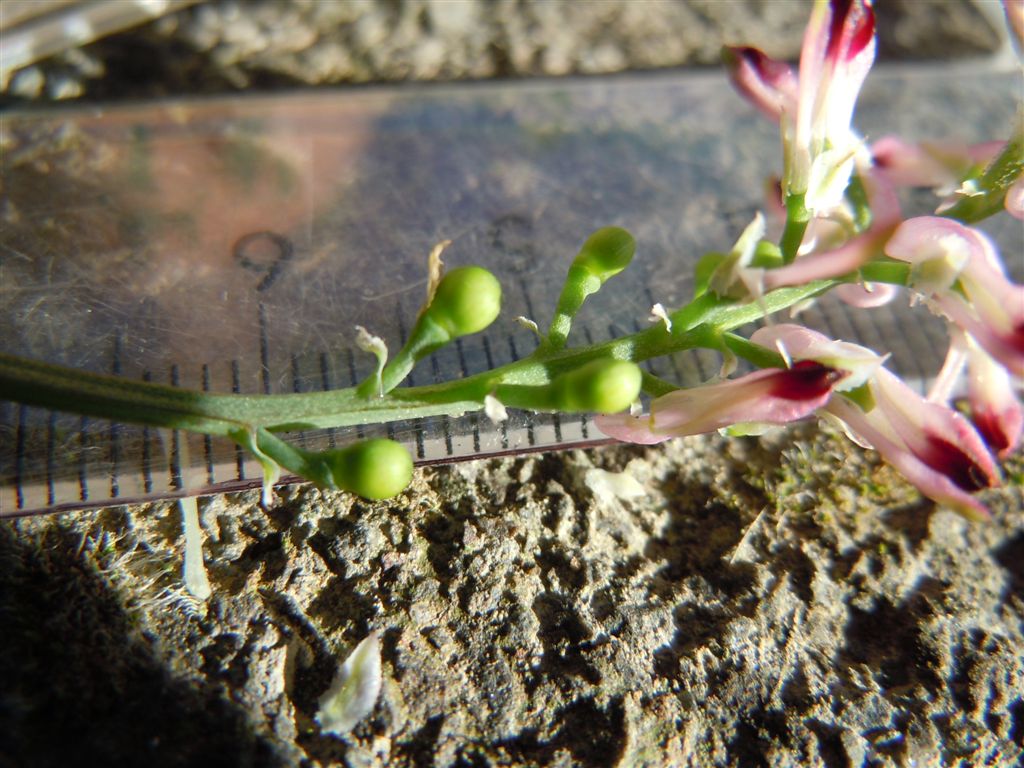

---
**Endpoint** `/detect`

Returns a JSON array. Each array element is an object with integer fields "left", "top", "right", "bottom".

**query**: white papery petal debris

[
  {"left": 584, "top": 468, "right": 645, "bottom": 505},
  {"left": 515, "top": 316, "right": 541, "bottom": 337},
  {"left": 649, "top": 302, "right": 672, "bottom": 332},
  {"left": 424, "top": 239, "right": 451, "bottom": 307},
  {"left": 316, "top": 632, "right": 383, "bottom": 737},
  {"left": 355, "top": 325, "right": 389, "bottom": 397},
  {"left": 484, "top": 394, "right": 508, "bottom": 424},
  {"left": 236, "top": 425, "right": 281, "bottom": 508},
  {"left": 179, "top": 496, "right": 211, "bottom": 600}
]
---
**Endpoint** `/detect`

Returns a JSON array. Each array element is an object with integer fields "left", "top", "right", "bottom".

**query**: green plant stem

[
  {"left": 0, "top": 276, "right": 867, "bottom": 438},
  {"left": 780, "top": 192, "right": 810, "bottom": 263},
  {"left": 939, "top": 127, "right": 1023, "bottom": 224},
  {"left": 639, "top": 370, "right": 678, "bottom": 397},
  {"left": 542, "top": 267, "right": 600, "bottom": 352},
  {"left": 722, "top": 333, "right": 785, "bottom": 369}
]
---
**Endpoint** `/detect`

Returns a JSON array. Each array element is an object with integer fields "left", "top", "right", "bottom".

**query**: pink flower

[
  {"left": 595, "top": 361, "right": 843, "bottom": 444},
  {"left": 965, "top": 335, "right": 1024, "bottom": 457},
  {"left": 826, "top": 368, "right": 1000, "bottom": 521},
  {"left": 751, "top": 324, "right": 884, "bottom": 389},
  {"left": 597, "top": 323, "right": 1003, "bottom": 520},
  {"left": 727, "top": 0, "right": 877, "bottom": 216},
  {"left": 595, "top": 325, "right": 879, "bottom": 443},
  {"left": 832, "top": 282, "right": 900, "bottom": 308},
  {"left": 871, "top": 136, "right": 1003, "bottom": 192},
  {"left": 885, "top": 217, "right": 1024, "bottom": 378},
  {"left": 722, "top": 46, "right": 798, "bottom": 121}
]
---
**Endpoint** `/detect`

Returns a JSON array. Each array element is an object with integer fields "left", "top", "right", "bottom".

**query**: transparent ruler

[{"left": 1, "top": 65, "right": 1021, "bottom": 517}]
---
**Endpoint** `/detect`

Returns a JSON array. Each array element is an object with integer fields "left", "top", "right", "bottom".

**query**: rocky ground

[
  {"left": 2, "top": 2, "right": 1022, "bottom": 767},
  {"left": 4, "top": 431, "right": 1023, "bottom": 767}
]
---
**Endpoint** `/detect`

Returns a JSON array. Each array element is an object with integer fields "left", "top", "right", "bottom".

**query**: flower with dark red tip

[
  {"left": 965, "top": 335, "right": 1024, "bottom": 458},
  {"left": 726, "top": 0, "right": 877, "bottom": 218},
  {"left": 721, "top": 46, "right": 798, "bottom": 121},
  {"left": 885, "top": 216, "right": 1024, "bottom": 379},
  {"left": 595, "top": 324, "right": 880, "bottom": 443},
  {"left": 826, "top": 368, "right": 1000, "bottom": 521},
  {"left": 595, "top": 361, "right": 843, "bottom": 444}
]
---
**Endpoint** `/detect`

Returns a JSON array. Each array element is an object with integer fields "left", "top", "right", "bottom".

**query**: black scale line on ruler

[
  {"left": 397, "top": 305, "right": 427, "bottom": 460},
  {"left": 169, "top": 365, "right": 183, "bottom": 491},
  {"left": 518, "top": 276, "right": 538, "bottom": 335},
  {"left": 515, "top": 277, "right": 542, "bottom": 447},
  {"left": 14, "top": 404, "right": 26, "bottom": 509},
  {"left": 691, "top": 336, "right": 709, "bottom": 381},
  {"left": 388, "top": 297, "right": 408, "bottom": 444},
  {"left": 431, "top": 354, "right": 454, "bottom": 456},
  {"left": 414, "top": 416, "right": 427, "bottom": 460},
  {"left": 482, "top": 336, "right": 510, "bottom": 449},
  {"left": 46, "top": 411, "right": 56, "bottom": 506},
  {"left": 259, "top": 303, "right": 271, "bottom": 395},
  {"left": 508, "top": 335, "right": 536, "bottom": 447},
  {"left": 78, "top": 415, "right": 89, "bottom": 502},
  {"left": 344, "top": 348, "right": 366, "bottom": 439},
  {"left": 201, "top": 364, "right": 215, "bottom": 485},
  {"left": 319, "top": 352, "right": 338, "bottom": 448},
  {"left": 109, "top": 331, "right": 123, "bottom": 498},
  {"left": 455, "top": 339, "right": 482, "bottom": 454},
  {"left": 291, "top": 353, "right": 309, "bottom": 449},
  {"left": 579, "top": 327, "right": 598, "bottom": 440},
  {"left": 231, "top": 360, "right": 246, "bottom": 481},
  {"left": 141, "top": 371, "right": 153, "bottom": 493}
]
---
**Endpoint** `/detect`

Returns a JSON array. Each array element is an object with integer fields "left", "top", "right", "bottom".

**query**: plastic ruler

[{"left": 1, "top": 65, "right": 1021, "bottom": 517}]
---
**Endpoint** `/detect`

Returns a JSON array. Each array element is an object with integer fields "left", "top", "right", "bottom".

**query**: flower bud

[
  {"left": 321, "top": 439, "right": 413, "bottom": 500},
  {"left": 551, "top": 359, "right": 642, "bottom": 414},
  {"left": 572, "top": 227, "right": 636, "bottom": 283},
  {"left": 423, "top": 266, "right": 502, "bottom": 338}
]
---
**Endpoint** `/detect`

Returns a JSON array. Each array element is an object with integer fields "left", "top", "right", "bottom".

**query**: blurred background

[{"left": 0, "top": 0, "right": 1011, "bottom": 103}]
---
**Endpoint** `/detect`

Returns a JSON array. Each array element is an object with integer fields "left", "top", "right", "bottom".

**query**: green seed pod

[
  {"left": 423, "top": 266, "right": 502, "bottom": 338},
  {"left": 321, "top": 439, "right": 414, "bottom": 500},
  {"left": 572, "top": 226, "right": 636, "bottom": 284},
  {"left": 551, "top": 359, "right": 642, "bottom": 414}
]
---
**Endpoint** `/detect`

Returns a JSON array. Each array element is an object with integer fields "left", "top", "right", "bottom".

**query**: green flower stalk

[
  {"left": 543, "top": 227, "right": 635, "bottom": 352},
  {"left": 358, "top": 265, "right": 502, "bottom": 398}
]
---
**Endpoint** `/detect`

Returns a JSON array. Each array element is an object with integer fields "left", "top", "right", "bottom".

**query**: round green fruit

[
  {"left": 324, "top": 439, "right": 414, "bottom": 500},
  {"left": 551, "top": 359, "right": 642, "bottom": 414},
  {"left": 573, "top": 227, "right": 636, "bottom": 283},
  {"left": 425, "top": 266, "right": 502, "bottom": 337}
]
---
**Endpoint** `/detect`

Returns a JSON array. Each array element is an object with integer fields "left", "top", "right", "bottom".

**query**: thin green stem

[
  {"left": 780, "top": 192, "right": 810, "bottom": 263},
  {"left": 939, "top": 127, "right": 1023, "bottom": 224},
  {"left": 0, "top": 276, "right": 840, "bottom": 438},
  {"left": 640, "top": 370, "right": 678, "bottom": 397},
  {"left": 542, "top": 268, "right": 600, "bottom": 353},
  {"left": 722, "top": 333, "right": 786, "bottom": 369}
]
